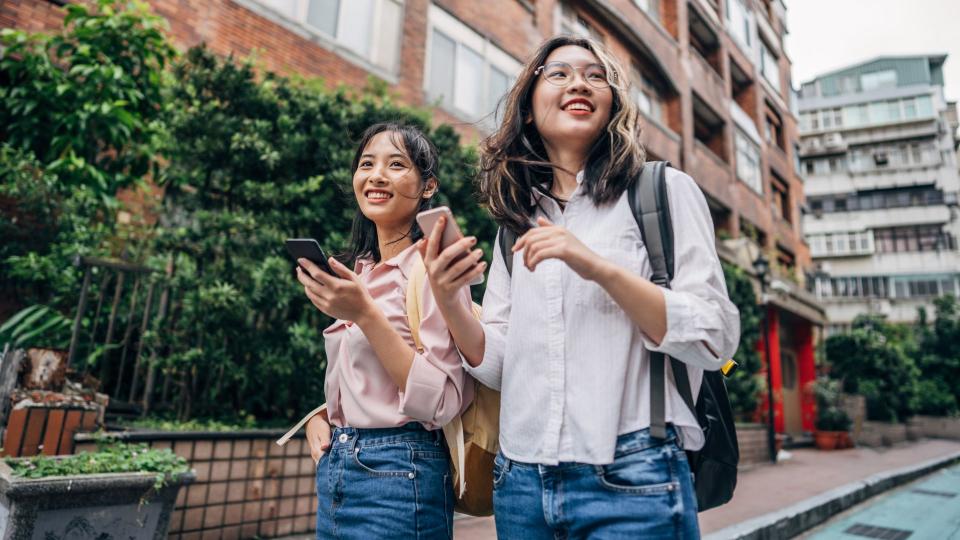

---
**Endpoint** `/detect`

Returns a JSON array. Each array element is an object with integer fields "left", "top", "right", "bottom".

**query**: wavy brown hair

[{"left": 479, "top": 36, "right": 646, "bottom": 235}]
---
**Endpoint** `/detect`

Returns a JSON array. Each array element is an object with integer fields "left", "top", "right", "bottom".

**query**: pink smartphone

[
  {"left": 416, "top": 206, "right": 484, "bottom": 285},
  {"left": 416, "top": 206, "right": 464, "bottom": 252}
]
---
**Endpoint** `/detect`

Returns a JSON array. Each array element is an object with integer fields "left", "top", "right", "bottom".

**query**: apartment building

[
  {"left": 798, "top": 56, "right": 960, "bottom": 333},
  {"left": 6, "top": 0, "right": 822, "bottom": 461}
]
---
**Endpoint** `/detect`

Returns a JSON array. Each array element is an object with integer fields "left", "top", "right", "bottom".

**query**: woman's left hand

[
  {"left": 513, "top": 216, "right": 606, "bottom": 281},
  {"left": 296, "top": 257, "right": 376, "bottom": 323}
]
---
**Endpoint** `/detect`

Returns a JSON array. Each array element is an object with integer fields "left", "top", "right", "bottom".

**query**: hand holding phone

[
  {"left": 417, "top": 207, "right": 485, "bottom": 287},
  {"left": 285, "top": 238, "right": 335, "bottom": 275}
]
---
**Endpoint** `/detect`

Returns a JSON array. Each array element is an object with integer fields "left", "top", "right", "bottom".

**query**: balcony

[
  {"left": 640, "top": 114, "right": 682, "bottom": 165},
  {"left": 594, "top": 0, "right": 682, "bottom": 87},
  {"left": 689, "top": 49, "right": 727, "bottom": 113},
  {"left": 690, "top": 140, "right": 733, "bottom": 205}
]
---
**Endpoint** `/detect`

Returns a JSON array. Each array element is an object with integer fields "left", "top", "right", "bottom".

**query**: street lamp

[{"left": 753, "top": 252, "right": 777, "bottom": 463}]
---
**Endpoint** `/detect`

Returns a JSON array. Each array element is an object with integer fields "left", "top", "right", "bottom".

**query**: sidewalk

[{"left": 453, "top": 439, "right": 960, "bottom": 539}]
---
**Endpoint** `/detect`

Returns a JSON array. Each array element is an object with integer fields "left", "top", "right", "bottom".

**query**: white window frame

[
  {"left": 247, "top": 0, "right": 404, "bottom": 75},
  {"left": 424, "top": 5, "right": 521, "bottom": 124},
  {"left": 725, "top": 0, "right": 753, "bottom": 52},
  {"left": 735, "top": 128, "right": 762, "bottom": 194},
  {"left": 759, "top": 38, "right": 780, "bottom": 93}
]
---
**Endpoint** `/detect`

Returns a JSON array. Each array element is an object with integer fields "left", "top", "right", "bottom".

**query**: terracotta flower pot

[{"left": 814, "top": 430, "right": 841, "bottom": 450}]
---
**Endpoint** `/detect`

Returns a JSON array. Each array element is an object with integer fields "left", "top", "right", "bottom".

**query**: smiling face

[
  {"left": 352, "top": 131, "right": 435, "bottom": 233},
  {"left": 530, "top": 45, "right": 614, "bottom": 157}
]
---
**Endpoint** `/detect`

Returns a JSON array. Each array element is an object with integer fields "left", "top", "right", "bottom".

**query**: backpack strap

[
  {"left": 406, "top": 255, "right": 428, "bottom": 353},
  {"left": 627, "top": 161, "right": 697, "bottom": 439},
  {"left": 497, "top": 226, "right": 518, "bottom": 277},
  {"left": 405, "top": 254, "right": 468, "bottom": 498}
]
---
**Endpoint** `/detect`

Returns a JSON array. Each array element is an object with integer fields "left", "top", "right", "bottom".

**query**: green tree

[
  {"left": 721, "top": 262, "right": 763, "bottom": 420},
  {"left": 914, "top": 296, "right": 960, "bottom": 415},
  {"left": 824, "top": 314, "right": 920, "bottom": 422},
  {"left": 1, "top": 0, "right": 175, "bottom": 314}
]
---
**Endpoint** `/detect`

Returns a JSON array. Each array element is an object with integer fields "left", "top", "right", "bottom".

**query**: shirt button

[{"left": 338, "top": 433, "right": 348, "bottom": 443}]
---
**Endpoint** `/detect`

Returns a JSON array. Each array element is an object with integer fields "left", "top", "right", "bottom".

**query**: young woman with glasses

[{"left": 420, "top": 36, "right": 740, "bottom": 538}]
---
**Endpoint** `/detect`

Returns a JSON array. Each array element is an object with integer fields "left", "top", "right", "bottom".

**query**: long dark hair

[
  {"left": 479, "top": 36, "right": 645, "bottom": 235},
  {"left": 343, "top": 122, "right": 440, "bottom": 264}
]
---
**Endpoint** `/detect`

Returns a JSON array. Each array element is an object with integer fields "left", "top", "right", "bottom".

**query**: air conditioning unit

[{"left": 824, "top": 133, "right": 844, "bottom": 147}]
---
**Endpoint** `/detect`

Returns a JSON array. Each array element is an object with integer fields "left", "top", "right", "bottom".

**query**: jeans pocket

[
  {"left": 492, "top": 452, "right": 509, "bottom": 490},
  {"left": 350, "top": 443, "right": 414, "bottom": 478},
  {"left": 596, "top": 445, "right": 680, "bottom": 495}
]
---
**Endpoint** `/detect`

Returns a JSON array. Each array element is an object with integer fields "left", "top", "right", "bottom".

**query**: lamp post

[{"left": 753, "top": 252, "right": 777, "bottom": 463}]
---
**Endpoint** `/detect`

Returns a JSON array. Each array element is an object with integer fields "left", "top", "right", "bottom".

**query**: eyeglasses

[{"left": 534, "top": 61, "right": 616, "bottom": 89}]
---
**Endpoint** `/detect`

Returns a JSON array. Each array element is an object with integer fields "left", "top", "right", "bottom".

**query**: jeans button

[
  {"left": 338, "top": 433, "right": 349, "bottom": 443},
  {"left": 407, "top": 472, "right": 415, "bottom": 480}
]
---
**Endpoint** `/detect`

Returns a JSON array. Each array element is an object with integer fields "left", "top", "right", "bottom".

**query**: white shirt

[{"left": 465, "top": 167, "right": 741, "bottom": 465}]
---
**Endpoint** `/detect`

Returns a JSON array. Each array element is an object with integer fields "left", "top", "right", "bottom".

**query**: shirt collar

[
  {"left": 529, "top": 170, "right": 585, "bottom": 205},
  {"left": 356, "top": 241, "right": 420, "bottom": 279}
]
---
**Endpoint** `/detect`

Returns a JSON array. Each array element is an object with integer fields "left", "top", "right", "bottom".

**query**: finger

[
  {"left": 327, "top": 258, "right": 356, "bottom": 281},
  {"left": 444, "top": 249, "right": 484, "bottom": 283},
  {"left": 296, "top": 267, "right": 325, "bottom": 290},
  {"left": 297, "top": 258, "right": 325, "bottom": 280},
  {"left": 416, "top": 239, "right": 427, "bottom": 261},
  {"left": 527, "top": 245, "right": 562, "bottom": 271},
  {"left": 437, "top": 236, "right": 477, "bottom": 269},
  {"left": 513, "top": 226, "right": 551, "bottom": 253},
  {"left": 425, "top": 216, "right": 446, "bottom": 260},
  {"left": 536, "top": 216, "right": 554, "bottom": 227},
  {"left": 451, "top": 261, "right": 487, "bottom": 289}
]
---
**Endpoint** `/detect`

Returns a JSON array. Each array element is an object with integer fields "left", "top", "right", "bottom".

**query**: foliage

[
  {"left": 813, "top": 376, "right": 851, "bottom": 432},
  {"left": 721, "top": 263, "right": 763, "bottom": 420},
  {"left": 0, "top": 0, "right": 175, "bottom": 200},
  {"left": 0, "top": 304, "right": 72, "bottom": 349},
  {"left": 7, "top": 441, "right": 189, "bottom": 489},
  {"left": 118, "top": 416, "right": 265, "bottom": 432},
  {"left": 144, "top": 46, "right": 490, "bottom": 422},
  {"left": 1, "top": 0, "right": 175, "bottom": 332},
  {"left": 914, "top": 295, "right": 960, "bottom": 415},
  {"left": 824, "top": 314, "right": 920, "bottom": 422}
]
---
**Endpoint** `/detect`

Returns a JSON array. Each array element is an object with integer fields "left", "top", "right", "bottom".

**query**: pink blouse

[{"left": 322, "top": 243, "right": 474, "bottom": 430}]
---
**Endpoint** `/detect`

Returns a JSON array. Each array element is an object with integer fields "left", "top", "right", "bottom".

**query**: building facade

[
  {"left": 798, "top": 56, "right": 960, "bottom": 334},
  {"left": 7, "top": 0, "right": 821, "bottom": 450}
]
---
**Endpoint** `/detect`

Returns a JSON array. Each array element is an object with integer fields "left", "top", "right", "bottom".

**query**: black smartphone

[{"left": 285, "top": 238, "right": 335, "bottom": 275}]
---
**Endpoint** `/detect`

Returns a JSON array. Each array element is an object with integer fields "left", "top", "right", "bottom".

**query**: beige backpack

[{"left": 406, "top": 255, "right": 500, "bottom": 517}]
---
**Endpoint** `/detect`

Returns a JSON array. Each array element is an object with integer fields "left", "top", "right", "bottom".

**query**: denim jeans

[
  {"left": 315, "top": 423, "right": 453, "bottom": 539},
  {"left": 492, "top": 426, "right": 700, "bottom": 539}
]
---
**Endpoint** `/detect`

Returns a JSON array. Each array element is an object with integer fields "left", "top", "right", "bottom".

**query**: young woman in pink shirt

[{"left": 293, "top": 122, "right": 475, "bottom": 539}]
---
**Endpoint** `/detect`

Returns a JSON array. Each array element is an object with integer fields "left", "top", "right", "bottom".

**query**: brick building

[{"left": 5, "top": 0, "right": 823, "bottom": 493}]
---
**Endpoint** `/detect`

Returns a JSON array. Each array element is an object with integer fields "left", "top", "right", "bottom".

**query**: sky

[{"left": 784, "top": 0, "right": 960, "bottom": 102}]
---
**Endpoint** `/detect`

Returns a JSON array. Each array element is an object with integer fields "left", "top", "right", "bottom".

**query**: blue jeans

[
  {"left": 492, "top": 426, "right": 700, "bottom": 539},
  {"left": 315, "top": 423, "right": 453, "bottom": 539}
]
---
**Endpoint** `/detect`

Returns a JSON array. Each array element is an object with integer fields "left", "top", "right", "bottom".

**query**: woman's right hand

[
  {"left": 419, "top": 215, "right": 486, "bottom": 308},
  {"left": 305, "top": 414, "right": 331, "bottom": 465}
]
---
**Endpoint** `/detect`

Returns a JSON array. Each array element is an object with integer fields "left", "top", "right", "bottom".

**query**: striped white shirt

[{"left": 465, "top": 167, "right": 741, "bottom": 465}]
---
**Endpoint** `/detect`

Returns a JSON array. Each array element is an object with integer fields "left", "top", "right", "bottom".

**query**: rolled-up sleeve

[
  {"left": 398, "top": 277, "right": 473, "bottom": 427},
  {"left": 640, "top": 170, "right": 741, "bottom": 371},
  {"left": 463, "top": 234, "right": 511, "bottom": 391}
]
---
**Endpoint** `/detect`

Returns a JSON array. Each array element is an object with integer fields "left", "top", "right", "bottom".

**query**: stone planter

[{"left": 0, "top": 460, "right": 194, "bottom": 539}]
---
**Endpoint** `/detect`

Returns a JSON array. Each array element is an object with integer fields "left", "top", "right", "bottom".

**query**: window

[
  {"left": 735, "top": 129, "right": 762, "bottom": 193},
  {"left": 771, "top": 174, "right": 790, "bottom": 222},
  {"left": 634, "top": 0, "right": 660, "bottom": 22},
  {"left": 630, "top": 66, "right": 664, "bottom": 123},
  {"left": 726, "top": 0, "right": 752, "bottom": 48},
  {"left": 255, "top": 0, "right": 403, "bottom": 72},
  {"left": 860, "top": 70, "right": 897, "bottom": 91},
  {"left": 426, "top": 6, "right": 521, "bottom": 121},
  {"left": 759, "top": 39, "right": 780, "bottom": 92},
  {"left": 874, "top": 226, "right": 957, "bottom": 253},
  {"left": 559, "top": 2, "right": 604, "bottom": 42}
]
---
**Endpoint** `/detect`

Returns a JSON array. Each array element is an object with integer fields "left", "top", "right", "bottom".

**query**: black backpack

[{"left": 496, "top": 161, "right": 739, "bottom": 512}]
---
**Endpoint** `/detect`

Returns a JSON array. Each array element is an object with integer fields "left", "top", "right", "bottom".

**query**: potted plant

[
  {"left": 0, "top": 440, "right": 193, "bottom": 538},
  {"left": 813, "top": 377, "right": 853, "bottom": 450}
]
